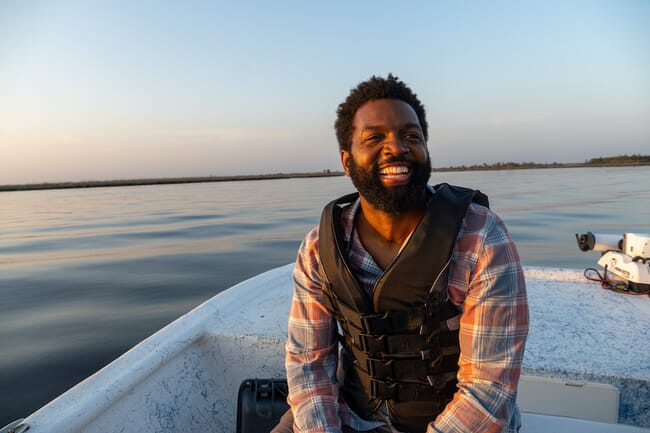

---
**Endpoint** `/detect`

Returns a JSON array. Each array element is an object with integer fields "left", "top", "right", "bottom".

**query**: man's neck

[{"left": 355, "top": 196, "right": 426, "bottom": 269}]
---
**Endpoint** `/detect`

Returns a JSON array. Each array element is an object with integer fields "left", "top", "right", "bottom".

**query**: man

[{"left": 273, "top": 74, "right": 528, "bottom": 433}]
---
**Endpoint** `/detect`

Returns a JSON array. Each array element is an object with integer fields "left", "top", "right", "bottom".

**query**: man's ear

[{"left": 340, "top": 150, "right": 351, "bottom": 176}]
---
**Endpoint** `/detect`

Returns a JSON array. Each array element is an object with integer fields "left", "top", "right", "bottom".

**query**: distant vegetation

[
  {"left": 1, "top": 155, "right": 648, "bottom": 192},
  {"left": 432, "top": 154, "right": 650, "bottom": 172},
  {"left": 586, "top": 154, "right": 650, "bottom": 164},
  {"left": 0, "top": 170, "right": 343, "bottom": 192}
]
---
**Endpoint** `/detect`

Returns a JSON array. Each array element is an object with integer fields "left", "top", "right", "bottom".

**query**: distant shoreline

[{"left": 2, "top": 161, "right": 648, "bottom": 192}]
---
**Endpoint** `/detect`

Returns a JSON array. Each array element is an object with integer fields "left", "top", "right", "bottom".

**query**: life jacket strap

[
  {"left": 367, "top": 376, "right": 455, "bottom": 401},
  {"left": 347, "top": 330, "right": 435, "bottom": 355},
  {"left": 347, "top": 343, "right": 460, "bottom": 378},
  {"left": 328, "top": 292, "right": 432, "bottom": 333}
]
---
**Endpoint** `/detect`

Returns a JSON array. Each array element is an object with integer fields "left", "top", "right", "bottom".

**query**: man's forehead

[{"left": 353, "top": 99, "right": 421, "bottom": 127}]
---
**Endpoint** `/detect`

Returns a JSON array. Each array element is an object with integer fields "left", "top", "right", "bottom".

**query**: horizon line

[{"left": 2, "top": 158, "right": 649, "bottom": 192}]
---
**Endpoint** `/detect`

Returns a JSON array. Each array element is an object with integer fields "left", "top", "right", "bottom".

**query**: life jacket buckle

[
  {"left": 360, "top": 311, "right": 392, "bottom": 333},
  {"left": 370, "top": 378, "right": 397, "bottom": 400},
  {"left": 430, "top": 353, "right": 443, "bottom": 369},
  {"left": 426, "top": 374, "right": 450, "bottom": 393},
  {"left": 419, "top": 320, "right": 439, "bottom": 336},
  {"left": 358, "top": 333, "right": 385, "bottom": 353},
  {"left": 366, "top": 357, "right": 394, "bottom": 377}
]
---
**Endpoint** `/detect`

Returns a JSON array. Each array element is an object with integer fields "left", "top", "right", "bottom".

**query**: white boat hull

[{"left": 12, "top": 264, "right": 650, "bottom": 433}]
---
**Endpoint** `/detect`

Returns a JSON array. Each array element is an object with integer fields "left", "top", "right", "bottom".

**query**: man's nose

[{"left": 383, "top": 133, "right": 409, "bottom": 155}]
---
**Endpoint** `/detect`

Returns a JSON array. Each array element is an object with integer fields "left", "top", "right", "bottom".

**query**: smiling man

[{"left": 273, "top": 75, "right": 529, "bottom": 433}]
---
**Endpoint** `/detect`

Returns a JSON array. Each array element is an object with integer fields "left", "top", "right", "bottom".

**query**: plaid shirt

[{"left": 286, "top": 192, "right": 529, "bottom": 433}]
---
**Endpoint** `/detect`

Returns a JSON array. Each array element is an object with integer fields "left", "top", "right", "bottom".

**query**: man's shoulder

[
  {"left": 461, "top": 201, "right": 503, "bottom": 237},
  {"left": 304, "top": 225, "right": 320, "bottom": 244},
  {"left": 431, "top": 183, "right": 489, "bottom": 208},
  {"left": 294, "top": 225, "right": 325, "bottom": 288},
  {"left": 297, "top": 225, "right": 321, "bottom": 259}
]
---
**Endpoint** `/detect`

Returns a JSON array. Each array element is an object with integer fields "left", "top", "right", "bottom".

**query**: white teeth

[{"left": 381, "top": 166, "right": 409, "bottom": 175}]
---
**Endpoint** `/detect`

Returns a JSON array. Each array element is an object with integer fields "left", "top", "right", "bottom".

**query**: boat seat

[{"left": 517, "top": 375, "right": 619, "bottom": 423}]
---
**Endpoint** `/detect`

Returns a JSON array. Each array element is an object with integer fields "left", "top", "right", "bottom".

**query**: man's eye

[
  {"left": 364, "top": 134, "right": 383, "bottom": 143},
  {"left": 404, "top": 133, "right": 421, "bottom": 140}
]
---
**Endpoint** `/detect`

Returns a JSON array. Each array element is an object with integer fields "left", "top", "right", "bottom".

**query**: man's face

[{"left": 341, "top": 99, "right": 431, "bottom": 215}]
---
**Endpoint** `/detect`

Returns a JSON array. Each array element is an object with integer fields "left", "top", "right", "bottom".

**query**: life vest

[{"left": 318, "top": 183, "right": 488, "bottom": 433}]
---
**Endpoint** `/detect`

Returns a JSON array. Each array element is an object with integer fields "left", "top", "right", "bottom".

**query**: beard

[{"left": 347, "top": 154, "right": 431, "bottom": 215}]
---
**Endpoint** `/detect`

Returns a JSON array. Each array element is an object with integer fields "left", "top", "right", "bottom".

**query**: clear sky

[{"left": 1, "top": 0, "right": 649, "bottom": 185}]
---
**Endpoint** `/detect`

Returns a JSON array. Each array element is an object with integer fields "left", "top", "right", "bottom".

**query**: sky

[{"left": 1, "top": 0, "right": 649, "bottom": 185}]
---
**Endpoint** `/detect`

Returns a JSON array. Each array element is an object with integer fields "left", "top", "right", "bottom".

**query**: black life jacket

[{"left": 318, "top": 183, "right": 488, "bottom": 433}]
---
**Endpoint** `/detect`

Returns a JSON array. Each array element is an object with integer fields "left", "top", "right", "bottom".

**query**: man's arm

[
  {"left": 285, "top": 228, "right": 342, "bottom": 433},
  {"left": 430, "top": 206, "right": 529, "bottom": 433}
]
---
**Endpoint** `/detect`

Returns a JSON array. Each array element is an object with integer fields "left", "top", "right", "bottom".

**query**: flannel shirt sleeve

[
  {"left": 429, "top": 205, "right": 529, "bottom": 433},
  {"left": 285, "top": 227, "right": 342, "bottom": 433}
]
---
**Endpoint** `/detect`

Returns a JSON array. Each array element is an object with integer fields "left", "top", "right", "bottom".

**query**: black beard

[{"left": 347, "top": 155, "right": 431, "bottom": 215}]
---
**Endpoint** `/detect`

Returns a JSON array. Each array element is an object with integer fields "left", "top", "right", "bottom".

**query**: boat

[{"left": 3, "top": 264, "right": 649, "bottom": 433}]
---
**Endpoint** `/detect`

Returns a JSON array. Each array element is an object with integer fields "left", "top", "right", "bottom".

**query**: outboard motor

[{"left": 576, "top": 232, "right": 650, "bottom": 294}]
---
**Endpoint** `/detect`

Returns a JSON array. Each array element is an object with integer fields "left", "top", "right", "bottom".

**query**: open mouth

[{"left": 378, "top": 164, "right": 411, "bottom": 184}]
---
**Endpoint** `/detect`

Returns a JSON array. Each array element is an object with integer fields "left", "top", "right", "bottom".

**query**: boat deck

[
  {"left": 522, "top": 267, "right": 650, "bottom": 427},
  {"left": 21, "top": 264, "right": 650, "bottom": 432}
]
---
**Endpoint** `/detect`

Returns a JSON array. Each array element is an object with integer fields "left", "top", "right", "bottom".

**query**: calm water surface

[{"left": 1, "top": 166, "right": 649, "bottom": 424}]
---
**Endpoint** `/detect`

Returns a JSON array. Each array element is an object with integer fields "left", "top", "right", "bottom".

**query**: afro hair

[{"left": 334, "top": 74, "right": 428, "bottom": 152}]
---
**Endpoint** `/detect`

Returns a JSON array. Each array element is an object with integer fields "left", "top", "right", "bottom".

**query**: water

[{"left": 1, "top": 166, "right": 649, "bottom": 425}]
